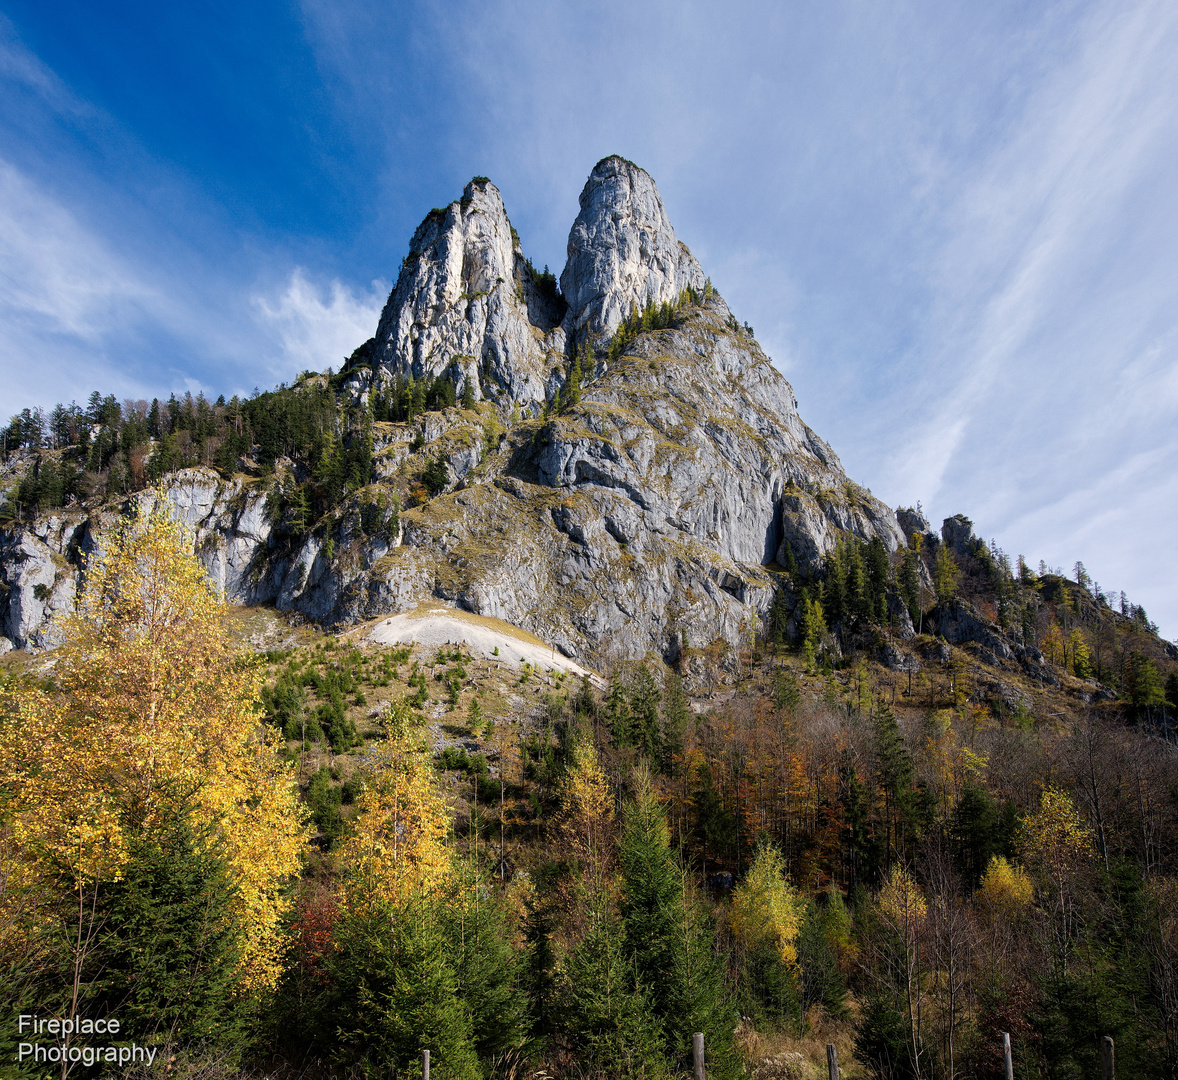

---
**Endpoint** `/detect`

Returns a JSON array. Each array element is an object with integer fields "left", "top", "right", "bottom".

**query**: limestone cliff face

[
  {"left": 532, "top": 300, "right": 901, "bottom": 571},
  {"left": 354, "top": 178, "right": 566, "bottom": 414},
  {"left": 560, "top": 156, "right": 706, "bottom": 338},
  {"left": 1, "top": 158, "right": 911, "bottom": 663},
  {"left": 0, "top": 523, "right": 83, "bottom": 652},
  {"left": 360, "top": 291, "right": 904, "bottom": 662},
  {"left": 358, "top": 157, "right": 707, "bottom": 411}
]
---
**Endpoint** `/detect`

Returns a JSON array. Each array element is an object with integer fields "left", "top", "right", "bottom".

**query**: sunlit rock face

[
  {"left": 560, "top": 156, "right": 706, "bottom": 339},
  {"left": 357, "top": 178, "right": 566, "bottom": 416}
]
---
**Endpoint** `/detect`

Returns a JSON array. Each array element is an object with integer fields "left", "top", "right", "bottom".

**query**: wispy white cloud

[
  {"left": 0, "top": 155, "right": 385, "bottom": 415},
  {"left": 0, "top": 14, "right": 385, "bottom": 413},
  {"left": 869, "top": 0, "right": 1178, "bottom": 630},
  {"left": 894, "top": 0, "right": 1178, "bottom": 484},
  {"left": 252, "top": 269, "right": 387, "bottom": 380},
  {"left": 0, "top": 159, "right": 151, "bottom": 338},
  {"left": 5, "top": 0, "right": 1176, "bottom": 634},
  {"left": 0, "top": 158, "right": 164, "bottom": 410}
]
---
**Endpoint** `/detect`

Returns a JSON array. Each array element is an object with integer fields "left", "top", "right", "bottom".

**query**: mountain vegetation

[
  {"left": 0, "top": 360, "right": 460, "bottom": 524},
  {"left": 2, "top": 483, "right": 1177, "bottom": 1078}
]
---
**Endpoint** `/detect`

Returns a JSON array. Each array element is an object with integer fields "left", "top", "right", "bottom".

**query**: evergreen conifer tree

[
  {"left": 771, "top": 667, "right": 801, "bottom": 715},
  {"left": 797, "top": 897, "right": 848, "bottom": 1017},
  {"left": 562, "top": 896, "right": 669, "bottom": 1080},
  {"left": 660, "top": 674, "right": 691, "bottom": 774},
  {"left": 767, "top": 583, "right": 792, "bottom": 651},
  {"left": 873, "top": 703, "right": 915, "bottom": 865},
  {"left": 1124, "top": 651, "right": 1165, "bottom": 713},
  {"left": 866, "top": 536, "right": 890, "bottom": 623},
  {"left": 604, "top": 673, "right": 631, "bottom": 747},
  {"left": 951, "top": 784, "right": 1000, "bottom": 890},
  {"left": 627, "top": 663, "right": 662, "bottom": 762},
  {"left": 422, "top": 453, "right": 450, "bottom": 496},
  {"left": 325, "top": 899, "right": 481, "bottom": 1079},
  {"left": 87, "top": 809, "right": 245, "bottom": 1051},
  {"left": 439, "top": 872, "right": 529, "bottom": 1064},
  {"left": 618, "top": 776, "right": 740, "bottom": 1079},
  {"left": 564, "top": 344, "right": 585, "bottom": 409},
  {"left": 618, "top": 780, "right": 682, "bottom": 1012}
]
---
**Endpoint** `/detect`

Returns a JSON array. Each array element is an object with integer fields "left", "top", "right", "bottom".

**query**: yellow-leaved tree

[
  {"left": 0, "top": 504, "right": 308, "bottom": 996},
  {"left": 729, "top": 842, "right": 803, "bottom": 966},
  {"left": 1021, "top": 788, "right": 1094, "bottom": 878},
  {"left": 336, "top": 700, "right": 451, "bottom": 908},
  {"left": 555, "top": 739, "right": 614, "bottom": 882},
  {"left": 977, "top": 855, "right": 1033, "bottom": 917},
  {"left": 1020, "top": 787, "right": 1094, "bottom": 973}
]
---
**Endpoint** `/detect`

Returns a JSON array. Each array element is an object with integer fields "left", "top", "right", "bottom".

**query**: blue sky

[{"left": 2, "top": 0, "right": 1177, "bottom": 638}]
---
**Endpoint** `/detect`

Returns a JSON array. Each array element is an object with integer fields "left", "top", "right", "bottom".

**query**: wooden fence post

[
  {"left": 826, "top": 1042, "right": 839, "bottom": 1080},
  {"left": 693, "top": 1032, "right": 705, "bottom": 1080},
  {"left": 1002, "top": 1032, "right": 1014, "bottom": 1080},
  {"left": 422, "top": 1048, "right": 430, "bottom": 1080},
  {"left": 1102, "top": 1036, "right": 1115, "bottom": 1080}
]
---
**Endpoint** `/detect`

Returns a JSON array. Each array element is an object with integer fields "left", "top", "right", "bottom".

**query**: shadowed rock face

[
  {"left": 560, "top": 156, "right": 706, "bottom": 338},
  {"left": 942, "top": 514, "right": 978, "bottom": 556},
  {"left": 1, "top": 159, "right": 909, "bottom": 663}
]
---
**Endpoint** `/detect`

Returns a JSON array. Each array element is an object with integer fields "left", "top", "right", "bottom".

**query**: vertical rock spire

[
  {"left": 559, "top": 156, "right": 705, "bottom": 339},
  {"left": 366, "top": 178, "right": 565, "bottom": 412}
]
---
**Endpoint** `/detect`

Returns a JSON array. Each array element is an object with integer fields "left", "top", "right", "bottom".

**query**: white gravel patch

[{"left": 364, "top": 607, "right": 603, "bottom": 686}]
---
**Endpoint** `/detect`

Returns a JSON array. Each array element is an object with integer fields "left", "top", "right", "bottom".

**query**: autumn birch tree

[{"left": 0, "top": 504, "right": 308, "bottom": 1001}]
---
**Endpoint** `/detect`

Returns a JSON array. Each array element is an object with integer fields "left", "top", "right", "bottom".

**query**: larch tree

[
  {"left": 729, "top": 842, "right": 803, "bottom": 967},
  {"left": 729, "top": 841, "right": 805, "bottom": 1025},
  {"left": 933, "top": 544, "right": 960, "bottom": 605},
  {"left": 555, "top": 739, "right": 614, "bottom": 886},
  {"left": 335, "top": 701, "right": 451, "bottom": 910}
]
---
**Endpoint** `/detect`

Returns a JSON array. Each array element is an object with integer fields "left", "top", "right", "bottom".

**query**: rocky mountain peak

[
  {"left": 358, "top": 176, "right": 565, "bottom": 413},
  {"left": 559, "top": 156, "right": 706, "bottom": 339},
  {"left": 358, "top": 158, "right": 710, "bottom": 413},
  {"left": 0, "top": 158, "right": 908, "bottom": 661}
]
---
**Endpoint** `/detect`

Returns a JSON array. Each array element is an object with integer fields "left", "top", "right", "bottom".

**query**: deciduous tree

[{"left": 0, "top": 504, "right": 307, "bottom": 997}]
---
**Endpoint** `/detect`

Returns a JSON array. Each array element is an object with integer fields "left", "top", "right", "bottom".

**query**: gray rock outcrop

[
  {"left": 357, "top": 178, "right": 566, "bottom": 414},
  {"left": 325, "top": 281, "right": 906, "bottom": 662},
  {"left": 896, "top": 506, "right": 931, "bottom": 546},
  {"left": 929, "top": 599, "right": 1012, "bottom": 661},
  {"left": 0, "top": 468, "right": 311, "bottom": 651},
  {"left": 357, "top": 157, "right": 709, "bottom": 416},
  {"left": 941, "top": 514, "right": 978, "bottom": 556},
  {"left": 0, "top": 528, "right": 78, "bottom": 650},
  {"left": 560, "top": 156, "right": 706, "bottom": 338}
]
